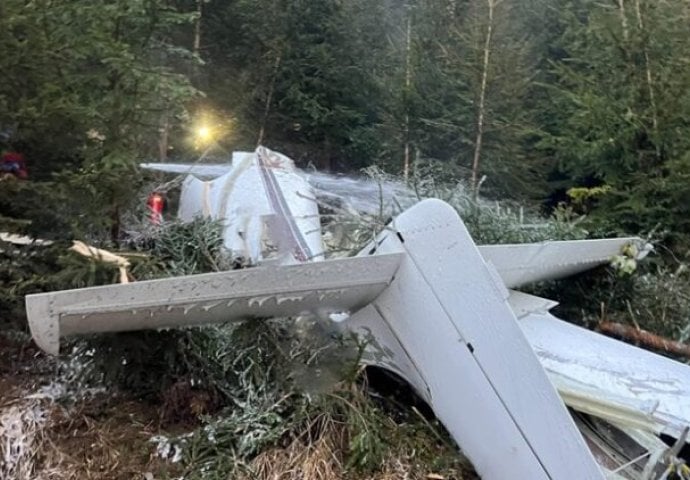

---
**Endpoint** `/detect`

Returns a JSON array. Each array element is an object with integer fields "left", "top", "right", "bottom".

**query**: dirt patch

[
  {"left": 159, "top": 379, "right": 220, "bottom": 427},
  {"left": 37, "top": 396, "right": 184, "bottom": 480},
  {"left": 0, "top": 333, "right": 185, "bottom": 480},
  {"left": 0, "top": 335, "right": 45, "bottom": 406}
]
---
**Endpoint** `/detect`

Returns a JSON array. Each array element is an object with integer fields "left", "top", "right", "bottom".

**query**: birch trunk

[
  {"left": 403, "top": 15, "right": 412, "bottom": 181},
  {"left": 158, "top": 113, "right": 169, "bottom": 162},
  {"left": 471, "top": 0, "right": 496, "bottom": 197},
  {"left": 634, "top": 0, "right": 660, "bottom": 158},
  {"left": 257, "top": 53, "right": 282, "bottom": 147},
  {"left": 617, "top": 0, "right": 629, "bottom": 42},
  {"left": 194, "top": 0, "right": 203, "bottom": 57}
]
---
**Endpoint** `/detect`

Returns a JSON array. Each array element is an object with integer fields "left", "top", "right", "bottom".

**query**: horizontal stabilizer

[
  {"left": 25, "top": 254, "right": 403, "bottom": 355},
  {"left": 478, "top": 237, "right": 648, "bottom": 288},
  {"left": 140, "top": 163, "right": 232, "bottom": 179},
  {"left": 508, "top": 290, "right": 559, "bottom": 319}
]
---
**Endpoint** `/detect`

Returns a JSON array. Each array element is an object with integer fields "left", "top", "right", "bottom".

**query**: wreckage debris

[{"left": 24, "top": 147, "right": 690, "bottom": 479}]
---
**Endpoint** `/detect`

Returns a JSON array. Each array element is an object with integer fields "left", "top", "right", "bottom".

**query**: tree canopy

[{"left": 2, "top": 0, "right": 690, "bottom": 250}]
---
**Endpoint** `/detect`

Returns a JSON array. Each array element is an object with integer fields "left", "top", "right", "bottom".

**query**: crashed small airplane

[{"left": 26, "top": 147, "right": 690, "bottom": 479}]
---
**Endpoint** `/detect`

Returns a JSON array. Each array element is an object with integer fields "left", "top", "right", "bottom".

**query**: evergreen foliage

[
  {"left": 61, "top": 216, "right": 472, "bottom": 478},
  {"left": 0, "top": 0, "right": 199, "bottom": 242},
  {"left": 3, "top": 1, "right": 690, "bottom": 477},
  {"left": 0, "top": 0, "right": 688, "bottom": 351},
  {"left": 4, "top": 0, "right": 690, "bottom": 249},
  {"left": 536, "top": 0, "right": 690, "bottom": 248}
]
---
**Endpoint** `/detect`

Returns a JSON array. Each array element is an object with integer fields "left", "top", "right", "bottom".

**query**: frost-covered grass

[
  {"left": 0, "top": 401, "right": 47, "bottom": 479},
  {"left": 0, "top": 334, "right": 185, "bottom": 480},
  {"left": 318, "top": 163, "right": 587, "bottom": 258},
  {"left": 72, "top": 316, "right": 474, "bottom": 478}
]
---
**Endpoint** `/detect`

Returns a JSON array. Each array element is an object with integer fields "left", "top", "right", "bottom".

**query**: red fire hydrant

[{"left": 147, "top": 192, "right": 165, "bottom": 225}]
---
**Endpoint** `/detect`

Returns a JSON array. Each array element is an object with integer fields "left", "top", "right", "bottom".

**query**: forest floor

[
  {"left": 0, "top": 333, "right": 185, "bottom": 480},
  {"left": 0, "top": 332, "right": 478, "bottom": 480}
]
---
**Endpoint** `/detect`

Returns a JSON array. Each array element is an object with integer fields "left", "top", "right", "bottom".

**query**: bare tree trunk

[
  {"left": 403, "top": 15, "right": 412, "bottom": 181},
  {"left": 471, "top": 0, "right": 497, "bottom": 197},
  {"left": 617, "top": 0, "right": 629, "bottom": 42},
  {"left": 634, "top": 0, "right": 660, "bottom": 159},
  {"left": 158, "top": 112, "right": 169, "bottom": 162},
  {"left": 257, "top": 53, "right": 282, "bottom": 147},
  {"left": 194, "top": 0, "right": 203, "bottom": 57}
]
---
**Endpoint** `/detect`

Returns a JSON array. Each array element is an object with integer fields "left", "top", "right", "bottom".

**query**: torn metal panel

[
  {"left": 175, "top": 147, "right": 324, "bottom": 265},
  {"left": 573, "top": 412, "right": 668, "bottom": 479},
  {"left": 520, "top": 312, "right": 690, "bottom": 441}
]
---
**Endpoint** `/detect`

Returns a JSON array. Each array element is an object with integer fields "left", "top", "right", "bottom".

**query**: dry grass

[
  {"left": 243, "top": 441, "right": 471, "bottom": 480},
  {"left": 236, "top": 405, "right": 475, "bottom": 480},
  {"left": 0, "top": 334, "right": 183, "bottom": 480},
  {"left": 1, "top": 390, "right": 184, "bottom": 480},
  {"left": 0, "top": 335, "right": 51, "bottom": 479},
  {"left": 238, "top": 413, "right": 347, "bottom": 480},
  {"left": 35, "top": 399, "right": 183, "bottom": 480}
]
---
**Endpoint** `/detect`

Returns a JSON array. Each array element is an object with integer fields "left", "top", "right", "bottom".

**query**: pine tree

[
  {"left": 538, "top": 0, "right": 690, "bottom": 246},
  {"left": 0, "top": 0, "right": 199, "bottom": 241}
]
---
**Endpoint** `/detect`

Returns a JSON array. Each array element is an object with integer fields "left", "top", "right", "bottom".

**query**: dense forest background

[
  {"left": 2, "top": 2, "right": 690, "bottom": 478},
  {"left": 2, "top": 0, "right": 690, "bottom": 250}
]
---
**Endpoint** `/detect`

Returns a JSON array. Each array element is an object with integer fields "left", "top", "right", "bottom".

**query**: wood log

[{"left": 597, "top": 321, "right": 690, "bottom": 359}]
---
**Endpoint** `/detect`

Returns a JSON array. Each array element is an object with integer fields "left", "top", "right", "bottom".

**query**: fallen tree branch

[
  {"left": 70, "top": 240, "right": 132, "bottom": 284},
  {"left": 597, "top": 321, "right": 690, "bottom": 359}
]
